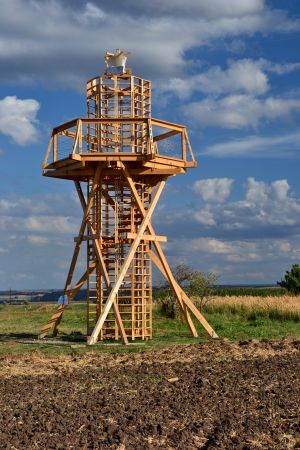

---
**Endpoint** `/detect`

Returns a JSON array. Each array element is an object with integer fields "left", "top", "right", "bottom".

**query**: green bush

[{"left": 278, "top": 264, "right": 300, "bottom": 295}]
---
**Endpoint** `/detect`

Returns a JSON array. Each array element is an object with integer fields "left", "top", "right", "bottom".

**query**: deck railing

[{"left": 43, "top": 118, "right": 195, "bottom": 168}]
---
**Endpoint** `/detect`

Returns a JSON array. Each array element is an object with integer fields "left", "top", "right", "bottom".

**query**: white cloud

[
  {"left": 184, "top": 95, "right": 300, "bottom": 129},
  {"left": 124, "top": 0, "right": 266, "bottom": 18},
  {"left": 0, "top": 96, "right": 40, "bottom": 145},
  {"left": 80, "top": 2, "right": 106, "bottom": 23},
  {"left": 177, "top": 236, "right": 262, "bottom": 263},
  {"left": 27, "top": 235, "right": 49, "bottom": 245},
  {"left": 25, "top": 215, "right": 77, "bottom": 234},
  {"left": 204, "top": 130, "right": 300, "bottom": 157},
  {"left": 160, "top": 58, "right": 300, "bottom": 99},
  {"left": 192, "top": 178, "right": 234, "bottom": 202},
  {"left": 162, "top": 177, "right": 300, "bottom": 242},
  {"left": 245, "top": 177, "right": 290, "bottom": 204},
  {"left": 258, "top": 58, "right": 300, "bottom": 75},
  {"left": 0, "top": 1, "right": 299, "bottom": 88},
  {"left": 162, "top": 59, "right": 270, "bottom": 98},
  {"left": 193, "top": 210, "right": 216, "bottom": 226},
  {"left": 225, "top": 39, "right": 246, "bottom": 54}
]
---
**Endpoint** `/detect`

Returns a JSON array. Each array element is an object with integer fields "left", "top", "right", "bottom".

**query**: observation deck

[{"left": 42, "top": 116, "right": 197, "bottom": 181}]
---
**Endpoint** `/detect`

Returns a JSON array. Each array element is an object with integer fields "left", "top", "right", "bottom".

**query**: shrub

[
  {"left": 189, "top": 272, "right": 218, "bottom": 311},
  {"left": 278, "top": 264, "right": 300, "bottom": 295},
  {"left": 157, "top": 265, "right": 218, "bottom": 318}
]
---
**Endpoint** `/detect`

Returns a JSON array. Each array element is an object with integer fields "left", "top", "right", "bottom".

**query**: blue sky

[{"left": 0, "top": 0, "right": 300, "bottom": 289}]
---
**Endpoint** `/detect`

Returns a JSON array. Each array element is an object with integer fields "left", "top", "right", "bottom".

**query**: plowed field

[{"left": 0, "top": 338, "right": 299, "bottom": 449}]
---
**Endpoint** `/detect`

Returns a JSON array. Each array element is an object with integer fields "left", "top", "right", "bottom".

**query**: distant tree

[
  {"left": 160, "top": 264, "right": 195, "bottom": 318},
  {"left": 158, "top": 264, "right": 218, "bottom": 318},
  {"left": 277, "top": 264, "right": 300, "bottom": 294},
  {"left": 189, "top": 272, "right": 219, "bottom": 311}
]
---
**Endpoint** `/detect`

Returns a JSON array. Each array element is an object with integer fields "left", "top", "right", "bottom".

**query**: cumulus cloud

[
  {"left": 245, "top": 177, "right": 290, "bottom": 204},
  {"left": 183, "top": 95, "right": 300, "bottom": 129},
  {"left": 0, "top": 96, "right": 40, "bottom": 145},
  {"left": 204, "top": 130, "right": 300, "bottom": 157},
  {"left": 161, "top": 58, "right": 300, "bottom": 99},
  {"left": 162, "top": 59, "right": 270, "bottom": 98},
  {"left": 192, "top": 178, "right": 234, "bottom": 202},
  {"left": 158, "top": 177, "right": 300, "bottom": 243},
  {"left": 27, "top": 235, "right": 49, "bottom": 245},
  {"left": 25, "top": 215, "right": 77, "bottom": 234},
  {"left": 0, "top": 1, "right": 299, "bottom": 88},
  {"left": 0, "top": 191, "right": 82, "bottom": 288},
  {"left": 225, "top": 39, "right": 246, "bottom": 54},
  {"left": 258, "top": 58, "right": 300, "bottom": 75},
  {"left": 172, "top": 236, "right": 262, "bottom": 263},
  {"left": 192, "top": 177, "right": 300, "bottom": 234},
  {"left": 157, "top": 176, "right": 300, "bottom": 282}
]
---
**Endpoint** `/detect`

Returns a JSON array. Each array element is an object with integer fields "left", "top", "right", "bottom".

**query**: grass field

[{"left": 0, "top": 295, "right": 299, "bottom": 356}]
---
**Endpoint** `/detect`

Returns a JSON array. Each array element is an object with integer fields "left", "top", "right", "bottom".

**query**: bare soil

[{"left": 0, "top": 338, "right": 299, "bottom": 449}]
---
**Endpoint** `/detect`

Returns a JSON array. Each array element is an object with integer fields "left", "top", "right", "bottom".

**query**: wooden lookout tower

[{"left": 39, "top": 50, "right": 218, "bottom": 345}]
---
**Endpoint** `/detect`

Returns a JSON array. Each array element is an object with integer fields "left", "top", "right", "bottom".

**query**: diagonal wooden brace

[
  {"left": 75, "top": 181, "right": 128, "bottom": 344},
  {"left": 38, "top": 262, "right": 96, "bottom": 339},
  {"left": 121, "top": 164, "right": 218, "bottom": 339},
  {"left": 121, "top": 165, "right": 197, "bottom": 337},
  {"left": 150, "top": 251, "right": 218, "bottom": 338},
  {"left": 64, "top": 166, "right": 102, "bottom": 295},
  {"left": 87, "top": 180, "right": 166, "bottom": 345},
  {"left": 49, "top": 167, "right": 103, "bottom": 338}
]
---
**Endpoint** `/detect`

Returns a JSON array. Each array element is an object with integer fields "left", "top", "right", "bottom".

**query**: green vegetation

[
  {"left": 0, "top": 300, "right": 299, "bottom": 356},
  {"left": 157, "top": 264, "right": 218, "bottom": 318},
  {"left": 278, "top": 263, "right": 300, "bottom": 294},
  {"left": 211, "top": 286, "right": 286, "bottom": 297}
]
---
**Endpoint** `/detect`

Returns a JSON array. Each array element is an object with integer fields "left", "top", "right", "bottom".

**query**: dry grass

[
  {"left": 199, "top": 295, "right": 300, "bottom": 321},
  {"left": 210, "top": 295, "right": 300, "bottom": 311}
]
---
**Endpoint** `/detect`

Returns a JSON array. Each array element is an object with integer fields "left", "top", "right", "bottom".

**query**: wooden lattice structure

[{"left": 39, "top": 50, "right": 218, "bottom": 345}]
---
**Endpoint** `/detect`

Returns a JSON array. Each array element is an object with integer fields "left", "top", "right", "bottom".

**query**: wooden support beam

[
  {"left": 150, "top": 250, "right": 218, "bottom": 339},
  {"left": 64, "top": 166, "right": 102, "bottom": 295},
  {"left": 120, "top": 164, "right": 218, "bottom": 339},
  {"left": 87, "top": 179, "right": 166, "bottom": 345},
  {"left": 38, "top": 262, "right": 96, "bottom": 339},
  {"left": 120, "top": 164, "right": 197, "bottom": 336},
  {"left": 75, "top": 180, "right": 128, "bottom": 344},
  {"left": 41, "top": 171, "right": 128, "bottom": 344},
  {"left": 153, "top": 129, "right": 180, "bottom": 142},
  {"left": 127, "top": 232, "right": 167, "bottom": 242},
  {"left": 42, "top": 135, "right": 53, "bottom": 168}
]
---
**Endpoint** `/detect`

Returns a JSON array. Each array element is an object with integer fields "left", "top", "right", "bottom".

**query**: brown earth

[{"left": 0, "top": 338, "right": 299, "bottom": 449}]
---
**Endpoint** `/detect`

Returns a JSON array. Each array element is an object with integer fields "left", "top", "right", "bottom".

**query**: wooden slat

[{"left": 127, "top": 232, "right": 167, "bottom": 242}]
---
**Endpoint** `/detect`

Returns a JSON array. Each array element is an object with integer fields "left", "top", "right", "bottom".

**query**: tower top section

[
  {"left": 104, "top": 49, "right": 131, "bottom": 75},
  {"left": 42, "top": 49, "right": 196, "bottom": 179}
]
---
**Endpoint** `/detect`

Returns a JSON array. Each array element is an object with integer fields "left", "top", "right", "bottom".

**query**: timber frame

[{"left": 38, "top": 59, "right": 218, "bottom": 344}]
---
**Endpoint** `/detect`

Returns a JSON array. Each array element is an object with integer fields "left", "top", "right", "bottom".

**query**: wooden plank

[
  {"left": 71, "top": 121, "right": 81, "bottom": 154},
  {"left": 53, "top": 118, "right": 78, "bottom": 134},
  {"left": 53, "top": 134, "right": 58, "bottom": 162},
  {"left": 49, "top": 168, "right": 103, "bottom": 337},
  {"left": 65, "top": 166, "right": 102, "bottom": 294},
  {"left": 39, "top": 261, "right": 96, "bottom": 339},
  {"left": 184, "top": 129, "right": 196, "bottom": 163},
  {"left": 87, "top": 180, "right": 166, "bottom": 345},
  {"left": 45, "top": 157, "right": 82, "bottom": 170},
  {"left": 127, "top": 232, "right": 167, "bottom": 242},
  {"left": 153, "top": 129, "right": 180, "bottom": 142},
  {"left": 151, "top": 118, "right": 185, "bottom": 132},
  {"left": 42, "top": 135, "right": 53, "bottom": 168}
]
